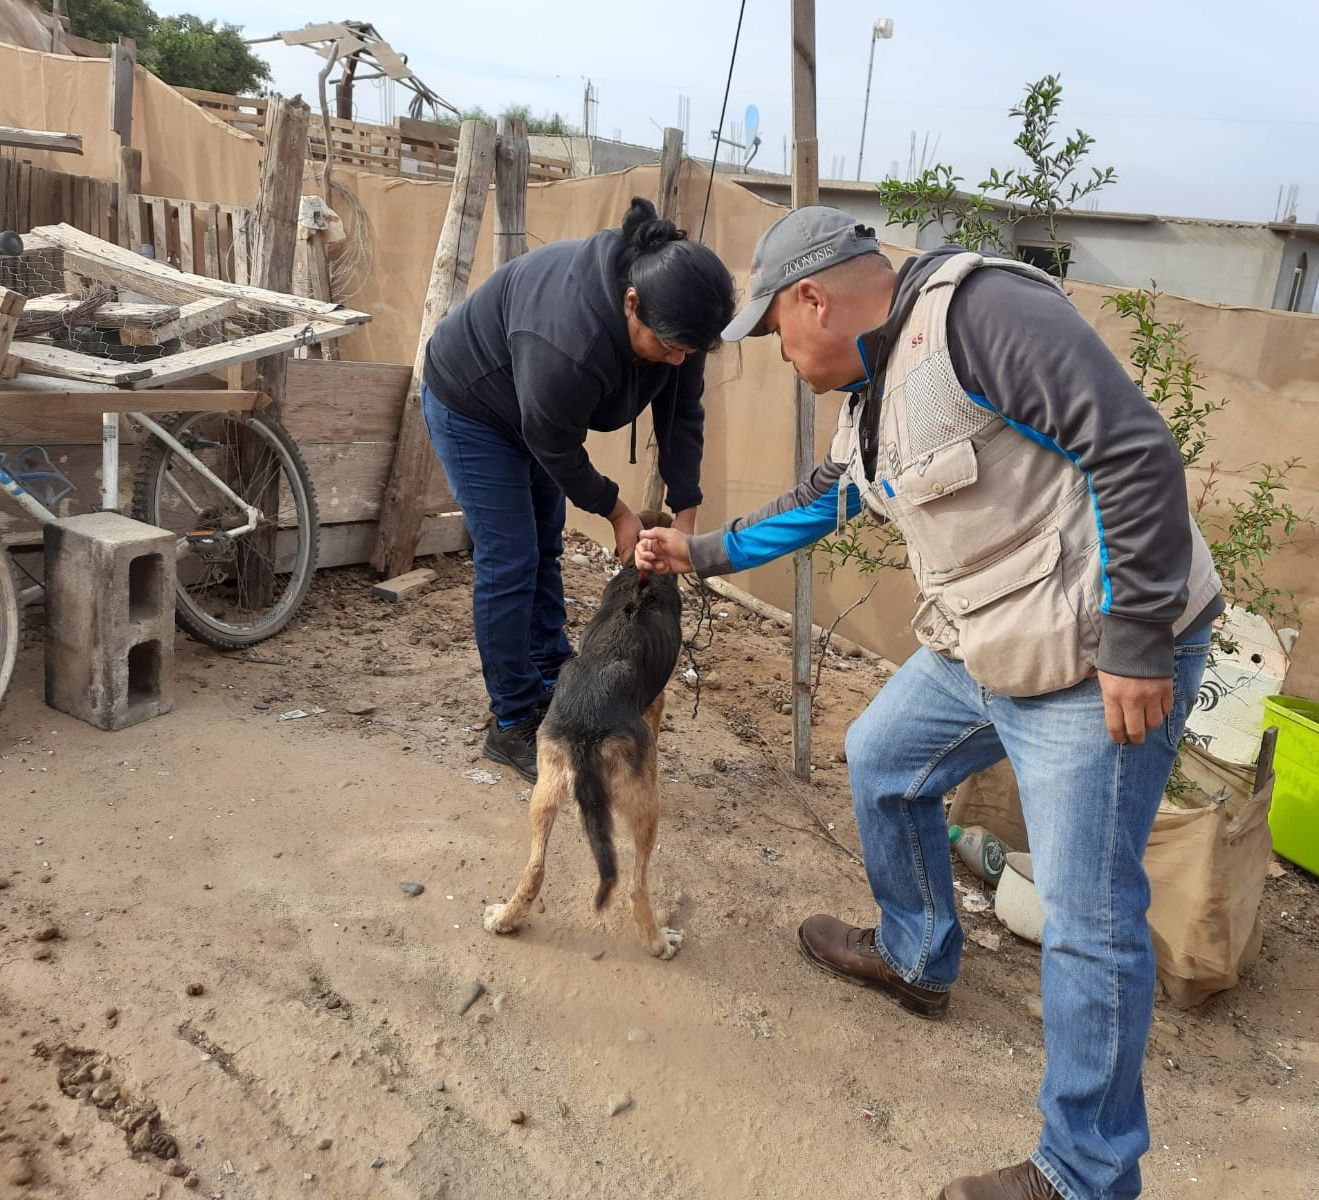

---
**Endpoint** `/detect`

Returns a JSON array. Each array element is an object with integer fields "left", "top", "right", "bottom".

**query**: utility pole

[
  {"left": 790, "top": 0, "right": 818, "bottom": 779},
  {"left": 856, "top": 18, "right": 894, "bottom": 181}
]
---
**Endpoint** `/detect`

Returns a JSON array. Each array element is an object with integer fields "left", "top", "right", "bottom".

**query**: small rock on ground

[
  {"left": 607, "top": 1094, "right": 633, "bottom": 1117},
  {"left": 316, "top": 1138, "right": 332, "bottom": 1150},
  {"left": 400, "top": 882, "right": 425, "bottom": 897},
  {"left": 457, "top": 980, "right": 486, "bottom": 1015},
  {"left": 626, "top": 1030, "right": 652, "bottom": 1043},
  {"left": 185, "top": 983, "right": 205, "bottom": 996}
]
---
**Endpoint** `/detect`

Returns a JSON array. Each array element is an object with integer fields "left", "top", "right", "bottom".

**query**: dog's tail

[{"left": 570, "top": 738, "right": 617, "bottom": 910}]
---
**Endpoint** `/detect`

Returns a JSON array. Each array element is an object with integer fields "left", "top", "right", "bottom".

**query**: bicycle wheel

[
  {"left": 0, "top": 549, "right": 20, "bottom": 712},
  {"left": 131, "top": 410, "right": 319, "bottom": 649}
]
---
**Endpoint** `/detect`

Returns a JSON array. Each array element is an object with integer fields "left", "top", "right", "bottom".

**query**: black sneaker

[{"left": 483, "top": 714, "right": 540, "bottom": 783}]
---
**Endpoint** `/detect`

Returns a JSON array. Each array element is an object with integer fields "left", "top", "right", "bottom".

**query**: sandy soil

[{"left": 1, "top": 537, "right": 1316, "bottom": 1200}]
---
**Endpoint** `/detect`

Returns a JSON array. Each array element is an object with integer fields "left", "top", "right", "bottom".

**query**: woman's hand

[
  {"left": 672, "top": 506, "right": 698, "bottom": 536},
  {"left": 635, "top": 526, "right": 693, "bottom": 575},
  {"left": 608, "top": 500, "right": 644, "bottom": 564}
]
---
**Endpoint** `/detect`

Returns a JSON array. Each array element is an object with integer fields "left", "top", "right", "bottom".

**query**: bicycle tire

[
  {"left": 0, "top": 549, "right": 21, "bottom": 713},
  {"left": 131, "top": 410, "right": 319, "bottom": 650}
]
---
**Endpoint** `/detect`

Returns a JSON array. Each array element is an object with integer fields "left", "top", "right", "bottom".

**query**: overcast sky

[{"left": 156, "top": 0, "right": 1319, "bottom": 224}]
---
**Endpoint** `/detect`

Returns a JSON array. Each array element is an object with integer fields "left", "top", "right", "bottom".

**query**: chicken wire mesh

[{"left": 1, "top": 229, "right": 306, "bottom": 372}]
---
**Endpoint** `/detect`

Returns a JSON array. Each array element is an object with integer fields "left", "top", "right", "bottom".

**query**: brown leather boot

[
  {"left": 797, "top": 914, "right": 950, "bottom": 1019},
  {"left": 938, "top": 1160, "right": 1062, "bottom": 1199}
]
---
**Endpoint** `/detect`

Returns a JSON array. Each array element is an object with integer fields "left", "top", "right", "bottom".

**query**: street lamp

[{"left": 857, "top": 17, "right": 894, "bottom": 182}]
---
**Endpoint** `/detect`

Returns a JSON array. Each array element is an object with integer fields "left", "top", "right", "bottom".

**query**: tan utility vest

[{"left": 833, "top": 252, "right": 1221, "bottom": 696}]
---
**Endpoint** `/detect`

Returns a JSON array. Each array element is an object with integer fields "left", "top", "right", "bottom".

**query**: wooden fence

[
  {"left": 176, "top": 88, "right": 573, "bottom": 183},
  {"left": 0, "top": 156, "right": 118, "bottom": 243},
  {"left": 1, "top": 158, "right": 254, "bottom": 284},
  {"left": 120, "top": 193, "right": 255, "bottom": 283}
]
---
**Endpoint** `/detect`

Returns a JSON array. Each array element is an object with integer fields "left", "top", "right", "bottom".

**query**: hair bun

[{"left": 621, "top": 196, "right": 686, "bottom": 253}]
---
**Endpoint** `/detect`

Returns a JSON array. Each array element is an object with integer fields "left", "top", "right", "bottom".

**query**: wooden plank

[
  {"left": 230, "top": 209, "right": 251, "bottom": 285},
  {"left": 304, "top": 441, "right": 455, "bottom": 524},
  {"left": 21, "top": 295, "right": 181, "bottom": 328},
  {"left": 202, "top": 204, "right": 221, "bottom": 278},
  {"left": 110, "top": 39, "right": 135, "bottom": 147},
  {"left": 371, "top": 567, "right": 438, "bottom": 602},
  {"left": 12, "top": 341, "right": 153, "bottom": 385},
  {"left": 177, "top": 200, "right": 196, "bottom": 274},
  {"left": 0, "top": 127, "right": 84, "bottom": 155},
  {"left": 371, "top": 119, "right": 495, "bottom": 576},
  {"left": 31, "top": 225, "right": 370, "bottom": 324},
  {"left": 16, "top": 162, "right": 31, "bottom": 233},
  {"left": 176, "top": 86, "right": 269, "bottom": 112},
  {"left": 367, "top": 39, "right": 414, "bottom": 82},
  {"left": 0, "top": 387, "right": 261, "bottom": 419},
  {"left": 493, "top": 116, "right": 529, "bottom": 268},
  {"left": 277, "top": 21, "right": 351, "bottom": 46},
  {"left": 128, "top": 320, "right": 352, "bottom": 389},
  {"left": 250, "top": 96, "right": 309, "bottom": 299},
  {"left": 126, "top": 195, "right": 145, "bottom": 255},
  {"left": 0, "top": 158, "right": 13, "bottom": 230},
  {"left": 316, "top": 34, "right": 366, "bottom": 60},
  {"left": 174, "top": 297, "right": 238, "bottom": 340},
  {"left": 116, "top": 147, "right": 142, "bottom": 247},
  {"left": 75, "top": 173, "right": 92, "bottom": 235},
  {"left": 95, "top": 179, "right": 110, "bottom": 241},
  {"left": 283, "top": 358, "right": 411, "bottom": 442},
  {"left": 150, "top": 196, "right": 171, "bottom": 263},
  {"left": 0, "top": 287, "right": 24, "bottom": 380},
  {"left": 279, "top": 513, "right": 469, "bottom": 571}
]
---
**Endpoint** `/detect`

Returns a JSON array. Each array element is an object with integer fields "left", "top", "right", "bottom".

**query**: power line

[{"left": 698, "top": 0, "right": 747, "bottom": 244}]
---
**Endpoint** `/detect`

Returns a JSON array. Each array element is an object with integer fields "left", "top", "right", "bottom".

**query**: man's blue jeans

[
  {"left": 421, "top": 384, "right": 573, "bottom": 722},
  {"left": 844, "top": 632, "right": 1210, "bottom": 1200}
]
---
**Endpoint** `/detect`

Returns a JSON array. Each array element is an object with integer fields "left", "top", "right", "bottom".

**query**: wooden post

[
  {"left": 0, "top": 287, "right": 25, "bottom": 381},
  {"left": 238, "top": 94, "right": 310, "bottom": 605},
  {"left": 251, "top": 95, "right": 310, "bottom": 302},
  {"left": 110, "top": 38, "right": 135, "bottom": 148},
  {"left": 790, "top": 0, "right": 819, "bottom": 780},
  {"left": 637, "top": 127, "right": 686, "bottom": 515},
  {"left": 371, "top": 120, "right": 497, "bottom": 577},
  {"left": 493, "top": 115, "right": 529, "bottom": 268}
]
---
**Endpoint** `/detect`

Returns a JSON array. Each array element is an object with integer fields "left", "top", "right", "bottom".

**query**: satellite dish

[{"left": 744, "top": 104, "right": 760, "bottom": 147}]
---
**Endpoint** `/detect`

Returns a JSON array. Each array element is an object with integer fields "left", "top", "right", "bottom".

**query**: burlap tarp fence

[{"left": 3, "top": 42, "right": 1317, "bottom": 672}]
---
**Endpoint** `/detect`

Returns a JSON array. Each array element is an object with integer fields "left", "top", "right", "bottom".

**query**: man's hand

[
  {"left": 635, "top": 526, "right": 693, "bottom": 575},
  {"left": 1098, "top": 671, "right": 1173, "bottom": 745},
  {"left": 608, "top": 501, "right": 644, "bottom": 565}
]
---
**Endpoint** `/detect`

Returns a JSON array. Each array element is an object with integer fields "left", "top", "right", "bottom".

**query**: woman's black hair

[{"left": 617, "top": 196, "right": 736, "bottom": 353}]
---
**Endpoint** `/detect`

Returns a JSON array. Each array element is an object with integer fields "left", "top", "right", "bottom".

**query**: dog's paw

[
  {"left": 483, "top": 903, "right": 518, "bottom": 935},
  {"left": 652, "top": 927, "right": 684, "bottom": 960}
]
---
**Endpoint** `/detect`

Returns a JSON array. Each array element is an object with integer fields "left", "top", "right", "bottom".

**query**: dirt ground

[{"left": 1, "top": 536, "right": 1316, "bottom": 1200}]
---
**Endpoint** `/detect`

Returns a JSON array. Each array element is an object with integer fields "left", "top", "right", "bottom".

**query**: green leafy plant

[
  {"left": 142, "top": 15, "right": 271, "bottom": 95},
  {"left": 455, "top": 105, "right": 578, "bottom": 135},
  {"left": 877, "top": 74, "right": 1115, "bottom": 274},
  {"left": 1105, "top": 287, "right": 1310, "bottom": 630},
  {"left": 44, "top": 0, "right": 270, "bottom": 95}
]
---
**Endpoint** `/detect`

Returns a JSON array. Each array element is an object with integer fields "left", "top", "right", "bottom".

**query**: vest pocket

[
  {"left": 936, "top": 527, "right": 1096, "bottom": 696},
  {"left": 895, "top": 438, "right": 978, "bottom": 506}
]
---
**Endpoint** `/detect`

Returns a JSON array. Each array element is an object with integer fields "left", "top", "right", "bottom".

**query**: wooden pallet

[{"left": 5, "top": 225, "right": 369, "bottom": 391}]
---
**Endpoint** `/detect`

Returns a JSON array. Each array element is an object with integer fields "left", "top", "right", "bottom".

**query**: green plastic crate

[{"left": 1261, "top": 695, "right": 1319, "bottom": 876}]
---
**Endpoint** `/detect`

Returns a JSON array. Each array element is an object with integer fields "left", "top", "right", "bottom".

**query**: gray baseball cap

[{"left": 722, "top": 206, "right": 880, "bottom": 341}]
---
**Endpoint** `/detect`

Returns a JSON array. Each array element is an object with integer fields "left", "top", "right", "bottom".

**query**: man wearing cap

[{"left": 636, "top": 208, "right": 1222, "bottom": 1200}]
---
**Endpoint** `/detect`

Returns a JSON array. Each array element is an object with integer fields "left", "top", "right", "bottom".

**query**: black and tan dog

[{"left": 483, "top": 515, "right": 686, "bottom": 959}]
